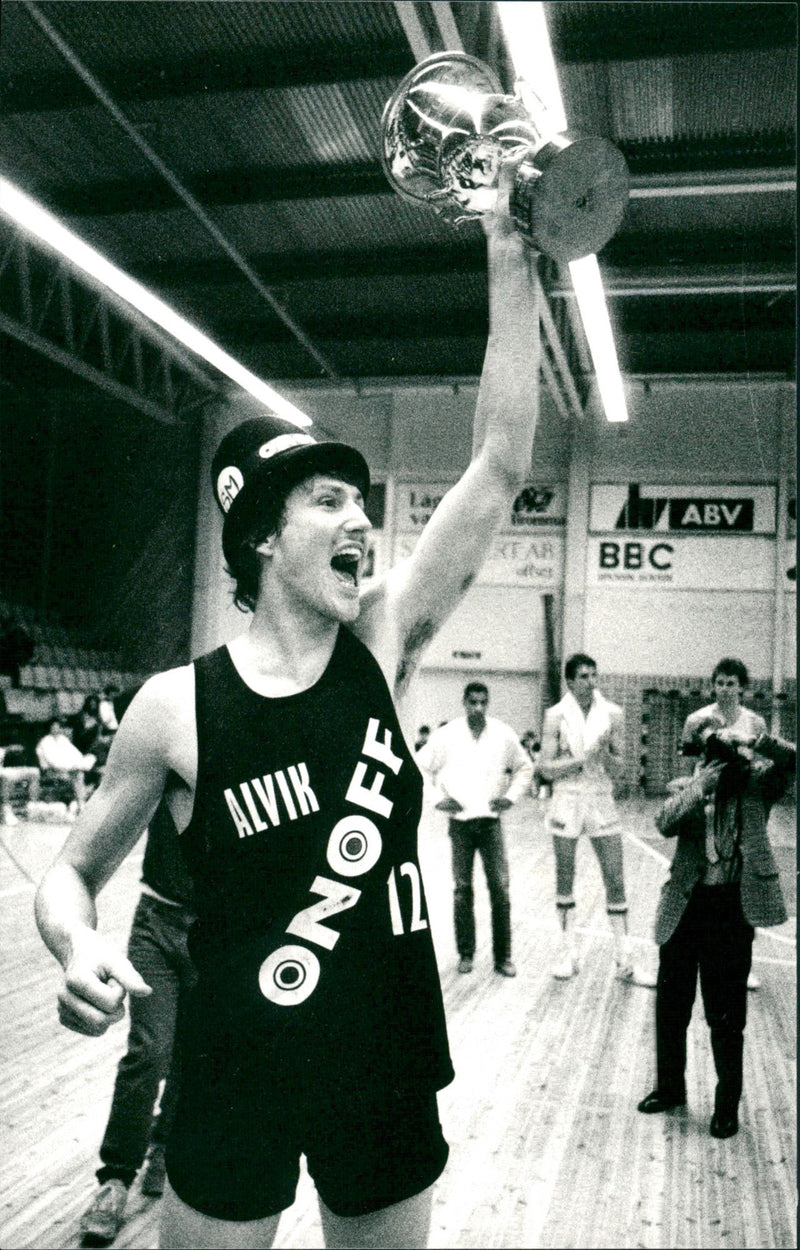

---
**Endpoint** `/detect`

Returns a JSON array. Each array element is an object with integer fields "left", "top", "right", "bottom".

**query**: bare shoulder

[
  {"left": 115, "top": 664, "right": 196, "bottom": 778},
  {"left": 125, "top": 665, "right": 194, "bottom": 727}
]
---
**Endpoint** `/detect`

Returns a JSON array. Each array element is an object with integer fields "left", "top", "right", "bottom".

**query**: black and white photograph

[{"left": 0, "top": 3, "right": 795, "bottom": 1248}]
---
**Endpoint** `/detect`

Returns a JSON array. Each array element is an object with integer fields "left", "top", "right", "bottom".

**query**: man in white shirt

[
  {"left": 36, "top": 718, "right": 95, "bottom": 812},
  {"left": 682, "top": 657, "right": 768, "bottom": 754},
  {"left": 540, "top": 654, "right": 654, "bottom": 986},
  {"left": 417, "top": 682, "right": 533, "bottom": 977}
]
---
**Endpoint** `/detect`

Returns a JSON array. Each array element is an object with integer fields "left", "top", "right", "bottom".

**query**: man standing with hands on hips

[{"left": 417, "top": 682, "right": 533, "bottom": 978}]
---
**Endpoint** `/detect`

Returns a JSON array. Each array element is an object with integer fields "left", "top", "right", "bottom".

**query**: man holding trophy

[{"left": 36, "top": 54, "right": 628, "bottom": 1250}]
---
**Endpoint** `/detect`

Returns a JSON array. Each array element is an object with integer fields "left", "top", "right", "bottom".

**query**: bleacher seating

[{"left": 0, "top": 598, "right": 149, "bottom": 746}]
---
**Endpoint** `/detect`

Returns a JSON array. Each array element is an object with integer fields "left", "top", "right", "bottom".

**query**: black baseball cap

[{"left": 211, "top": 415, "right": 370, "bottom": 567}]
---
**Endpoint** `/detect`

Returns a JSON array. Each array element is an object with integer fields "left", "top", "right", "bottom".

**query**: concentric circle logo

[
  {"left": 326, "top": 815, "right": 382, "bottom": 878},
  {"left": 258, "top": 944, "right": 320, "bottom": 1006}
]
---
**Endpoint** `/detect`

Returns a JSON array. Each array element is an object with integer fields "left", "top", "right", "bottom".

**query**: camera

[
  {"left": 682, "top": 731, "right": 749, "bottom": 775},
  {"left": 702, "top": 733, "right": 746, "bottom": 768}
]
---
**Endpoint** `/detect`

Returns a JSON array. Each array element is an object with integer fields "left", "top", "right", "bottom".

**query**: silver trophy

[{"left": 381, "top": 52, "right": 629, "bottom": 263}]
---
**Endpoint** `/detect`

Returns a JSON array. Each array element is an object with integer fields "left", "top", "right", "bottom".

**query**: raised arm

[
  {"left": 34, "top": 669, "right": 192, "bottom": 1036},
  {"left": 365, "top": 183, "right": 540, "bottom": 697}
]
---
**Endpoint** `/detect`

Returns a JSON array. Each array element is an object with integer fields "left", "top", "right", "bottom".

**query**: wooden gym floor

[{"left": 0, "top": 794, "right": 795, "bottom": 1249}]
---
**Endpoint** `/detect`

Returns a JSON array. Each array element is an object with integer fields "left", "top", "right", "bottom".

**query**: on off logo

[{"left": 615, "top": 483, "right": 754, "bottom": 532}]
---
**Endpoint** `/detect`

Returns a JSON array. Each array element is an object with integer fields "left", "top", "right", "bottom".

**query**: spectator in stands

[
  {"left": 0, "top": 615, "right": 34, "bottom": 688},
  {"left": 0, "top": 744, "right": 40, "bottom": 825},
  {"left": 72, "top": 695, "right": 114, "bottom": 775},
  {"left": 35, "top": 719, "right": 95, "bottom": 812},
  {"left": 98, "top": 685, "right": 120, "bottom": 734}
]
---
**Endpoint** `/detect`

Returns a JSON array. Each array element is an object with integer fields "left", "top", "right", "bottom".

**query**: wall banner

[
  {"left": 587, "top": 535, "right": 775, "bottom": 590},
  {"left": 396, "top": 481, "right": 566, "bottom": 534},
  {"left": 395, "top": 533, "right": 564, "bottom": 588},
  {"left": 504, "top": 483, "right": 567, "bottom": 531},
  {"left": 395, "top": 483, "right": 452, "bottom": 532},
  {"left": 590, "top": 483, "right": 776, "bottom": 535}
]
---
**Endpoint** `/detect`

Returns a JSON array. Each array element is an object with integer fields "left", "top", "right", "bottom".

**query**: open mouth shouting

[{"left": 330, "top": 544, "right": 363, "bottom": 590}]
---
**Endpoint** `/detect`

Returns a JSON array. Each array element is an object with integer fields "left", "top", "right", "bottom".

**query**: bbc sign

[{"left": 588, "top": 536, "right": 775, "bottom": 590}]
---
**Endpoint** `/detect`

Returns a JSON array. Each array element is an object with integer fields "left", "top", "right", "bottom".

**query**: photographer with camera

[{"left": 637, "top": 658, "right": 794, "bottom": 1139}]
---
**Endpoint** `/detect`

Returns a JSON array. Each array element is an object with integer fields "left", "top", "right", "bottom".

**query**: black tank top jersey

[
  {"left": 180, "top": 626, "right": 454, "bottom": 1099},
  {"left": 141, "top": 799, "right": 196, "bottom": 909}
]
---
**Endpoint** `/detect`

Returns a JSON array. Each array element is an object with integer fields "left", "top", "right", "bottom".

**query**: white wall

[{"left": 191, "top": 375, "right": 795, "bottom": 705}]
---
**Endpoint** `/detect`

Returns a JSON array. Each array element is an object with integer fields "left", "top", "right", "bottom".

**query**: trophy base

[{"left": 510, "top": 135, "right": 630, "bottom": 263}]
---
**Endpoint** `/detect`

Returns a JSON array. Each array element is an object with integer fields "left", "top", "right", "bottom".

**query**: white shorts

[{"left": 545, "top": 789, "right": 620, "bottom": 840}]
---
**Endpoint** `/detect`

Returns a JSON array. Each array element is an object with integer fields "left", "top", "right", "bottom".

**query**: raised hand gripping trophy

[{"left": 381, "top": 52, "right": 629, "bottom": 263}]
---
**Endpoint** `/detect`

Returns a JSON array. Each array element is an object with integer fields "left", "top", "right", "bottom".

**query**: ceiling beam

[
  {"left": 19, "top": 0, "right": 339, "bottom": 380},
  {"left": 1, "top": 40, "right": 414, "bottom": 114},
  {"left": 546, "top": 1, "right": 797, "bottom": 62},
  {"left": 34, "top": 155, "right": 794, "bottom": 220},
  {"left": 4, "top": 1, "right": 792, "bottom": 117},
  {"left": 548, "top": 265, "right": 796, "bottom": 299}
]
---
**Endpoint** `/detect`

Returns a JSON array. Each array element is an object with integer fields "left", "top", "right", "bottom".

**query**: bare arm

[
  {"left": 590, "top": 708, "right": 625, "bottom": 786},
  {"left": 34, "top": 669, "right": 193, "bottom": 1035},
  {"left": 538, "top": 709, "right": 583, "bottom": 782},
  {"left": 359, "top": 182, "right": 539, "bottom": 698}
]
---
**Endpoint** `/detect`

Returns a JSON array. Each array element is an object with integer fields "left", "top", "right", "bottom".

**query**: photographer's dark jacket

[{"left": 653, "top": 734, "right": 794, "bottom": 944}]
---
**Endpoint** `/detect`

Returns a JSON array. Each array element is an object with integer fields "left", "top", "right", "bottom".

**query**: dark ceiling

[{"left": 0, "top": 1, "right": 796, "bottom": 422}]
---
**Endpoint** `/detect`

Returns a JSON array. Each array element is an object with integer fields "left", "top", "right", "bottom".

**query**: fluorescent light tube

[
  {"left": 0, "top": 176, "right": 312, "bottom": 428},
  {"left": 568, "top": 254, "right": 628, "bottom": 422},
  {"left": 495, "top": 2, "right": 628, "bottom": 421},
  {"left": 496, "top": 1, "right": 567, "bottom": 132}
]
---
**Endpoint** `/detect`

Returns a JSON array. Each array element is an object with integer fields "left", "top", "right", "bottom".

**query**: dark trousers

[
  {"left": 655, "top": 884, "right": 753, "bottom": 1113},
  {"left": 449, "top": 816, "right": 511, "bottom": 965},
  {"left": 97, "top": 893, "right": 197, "bottom": 1186}
]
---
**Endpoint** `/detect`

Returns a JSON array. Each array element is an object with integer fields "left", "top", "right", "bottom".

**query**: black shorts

[{"left": 165, "top": 1076, "right": 449, "bottom": 1222}]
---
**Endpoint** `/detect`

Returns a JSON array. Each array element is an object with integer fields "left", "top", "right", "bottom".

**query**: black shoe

[
  {"left": 495, "top": 959, "right": 517, "bottom": 977},
  {"left": 637, "top": 1088, "right": 687, "bottom": 1114},
  {"left": 710, "top": 1108, "right": 739, "bottom": 1138}
]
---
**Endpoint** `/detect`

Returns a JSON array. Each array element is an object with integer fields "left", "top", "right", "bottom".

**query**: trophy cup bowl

[{"left": 381, "top": 51, "right": 630, "bottom": 263}]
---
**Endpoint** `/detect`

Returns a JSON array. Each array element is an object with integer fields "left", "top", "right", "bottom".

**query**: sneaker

[
  {"left": 80, "top": 1178, "right": 128, "bottom": 1247},
  {"left": 747, "top": 969, "right": 761, "bottom": 990},
  {"left": 457, "top": 956, "right": 474, "bottom": 974},
  {"left": 2, "top": 804, "right": 19, "bottom": 826},
  {"left": 140, "top": 1146, "right": 166, "bottom": 1197},
  {"left": 552, "top": 954, "right": 577, "bottom": 980},
  {"left": 495, "top": 959, "right": 517, "bottom": 977},
  {"left": 617, "top": 963, "right": 658, "bottom": 988}
]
